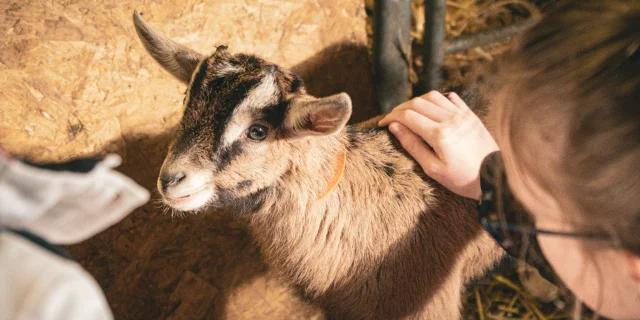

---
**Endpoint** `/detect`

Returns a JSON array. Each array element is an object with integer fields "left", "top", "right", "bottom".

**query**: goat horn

[{"left": 133, "top": 10, "right": 204, "bottom": 83}]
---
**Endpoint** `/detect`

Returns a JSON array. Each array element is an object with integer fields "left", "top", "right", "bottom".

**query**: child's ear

[{"left": 284, "top": 93, "right": 352, "bottom": 138}]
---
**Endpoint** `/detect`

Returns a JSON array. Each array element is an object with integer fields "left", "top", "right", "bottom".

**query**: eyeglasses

[{"left": 476, "top": 151, "right": 612, "bottom": 283}]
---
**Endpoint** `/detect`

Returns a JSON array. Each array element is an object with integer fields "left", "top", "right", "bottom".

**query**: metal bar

[
  {"left": 421, "top": 0, "right": 447, "bottom": 93},
  {"left": 445, "top": 19, "right": 538, "bottom": 54},
  {"left": 373, "top": 0, "right": 413, "bottom": 114}
]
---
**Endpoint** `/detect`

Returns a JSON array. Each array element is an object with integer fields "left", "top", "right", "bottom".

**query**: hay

[
  {"left": 365, "top": 0, "right": 541, "bottom": 90},
  {"left": 435, "top": 0, "right": 541, "bottom": 87},
  {"left": 415, "top": 0, "right": 541, "bottom": 88},
  {"left": 463, "top": 265, "right": 601, "bottom": 319}
]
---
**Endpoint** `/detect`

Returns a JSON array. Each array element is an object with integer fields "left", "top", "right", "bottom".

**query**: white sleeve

[
  {"left": 0, "top": 233, "right": 114, "bottom": 320},
  {"left": 0, "top": 154, "right": 149, "bottom": 245},
  {"left": 19, "top": 267, "right": 114, "bottom": 320}
]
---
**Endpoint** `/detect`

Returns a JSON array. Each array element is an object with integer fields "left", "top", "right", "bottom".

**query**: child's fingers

[
  {"left": 378, "top": 109, "right": 438, "bottom": 138},
  {"left": 379, "top": 98, "right": 450, "bottom": 125},
  {"left": 420, "top": 91, "right": 459, "bottom": 113},
  {"left": 447, "top": 92, "right": 470, "bottom": 111},
  {"left": 388, "top": 122, "right": 442, "bottom": 176},
  {"left": 396, "top": 97, "right": 453, "bottom": 122}
]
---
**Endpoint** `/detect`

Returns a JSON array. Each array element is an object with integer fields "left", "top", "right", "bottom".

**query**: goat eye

[{"left": 247, "top": 124, "right": 268, "bottom": 141}]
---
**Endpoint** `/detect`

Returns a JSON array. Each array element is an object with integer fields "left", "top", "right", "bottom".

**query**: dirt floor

[{"left": 1, "top": 0, "right": 373, "bottom": 319}]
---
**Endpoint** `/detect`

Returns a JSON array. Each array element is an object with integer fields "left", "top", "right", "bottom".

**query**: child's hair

[{"left": 490, "top": 0, "right": 640, "bottom": 254}]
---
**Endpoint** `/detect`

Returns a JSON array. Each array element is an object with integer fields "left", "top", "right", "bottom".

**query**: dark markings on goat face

[
  {"left": 181, "top": 52, "right": 266, "bottom": 154},
  {"left": 262, "top": 102, "right": 288, "bottom": 128},
  {"left": 237, "top": 179, "right": 253, "bottom": 190},
  {"left": 209, "top": 76, "right": 263, "bottom": 152},
  {"left": 274, "top": 69, "right": 305, "bottom": 97},
  {"left": 186, "top": 58, "right": 211, "bottom": 107},
  {"left": 216, "top": 140, "right": 243, "bottom": 172},
  {"left": 216, "top": 186, "right": 269, "bottom": 213},
  {"left": 170, "top": 58, "right": 212, "bottom": 156},
  {"left": 176, "top": 50, "right": 310, "bottom": 168},
  {"left": 244, "top": 188, "right": 268, "bottom": 212}
]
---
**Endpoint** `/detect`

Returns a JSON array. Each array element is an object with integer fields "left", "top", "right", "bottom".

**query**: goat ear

[
  {"left": 284, "top": 93, "right": 352, "bottom": 138},
  {"left": 133, "top": 10, "right": 204, "bottom": 84}
]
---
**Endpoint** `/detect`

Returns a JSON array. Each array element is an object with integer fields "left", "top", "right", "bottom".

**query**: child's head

[{"left": 490, "top": 0, "right": 640, "bottom": 317}]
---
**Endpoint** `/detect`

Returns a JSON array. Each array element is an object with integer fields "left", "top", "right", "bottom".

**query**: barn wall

[{"left": 0, "top": 0, "right": 373, "bottom": 318}]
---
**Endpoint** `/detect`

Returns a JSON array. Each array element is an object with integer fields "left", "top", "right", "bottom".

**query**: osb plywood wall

[
  {"left": 0, "top": 0, "right": 372, "bottom": 163},
  {"left": 0, "top": 0, "right": 373, "bottom": 319}
]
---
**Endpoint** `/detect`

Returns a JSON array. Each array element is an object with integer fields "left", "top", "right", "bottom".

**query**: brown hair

[{"left": 490, "top": 0, "right": 640, "bottom": 254}]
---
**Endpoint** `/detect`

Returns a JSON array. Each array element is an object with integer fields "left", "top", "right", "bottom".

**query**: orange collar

[{"left": 317, "top": 151, "right": 346, "bottom": 200}]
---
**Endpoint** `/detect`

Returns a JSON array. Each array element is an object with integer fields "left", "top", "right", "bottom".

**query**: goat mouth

[
  {"left": 162, "top": 186, "right": 214, "bottom": 212},
  {"left": 171, "top": 194, "right": 191, "bottom": 201},
  {"left": 165, "top": 187, "right": 207, "bottom": 204},
  {"left": 169, "top": 194, "right": 191, "bottom": 203}
]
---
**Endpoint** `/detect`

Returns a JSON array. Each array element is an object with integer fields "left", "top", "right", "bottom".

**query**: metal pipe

[
  {"left": 373, "top": 0, "right": 413, "bottom": 114},
  {"left": 421, "top": 0, "right": 446, "bottom": 93},
  {"left": 445, "top": 19, "right": 538, "bottom": 54}
]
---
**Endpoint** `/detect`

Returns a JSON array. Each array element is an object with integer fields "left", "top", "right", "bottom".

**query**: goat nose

[{"left": 160, "top": 171, "right": 186, "bottom": 192}]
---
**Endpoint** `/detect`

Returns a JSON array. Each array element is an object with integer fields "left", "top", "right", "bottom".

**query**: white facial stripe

[
  {"left": 216, "top": 61, "right": 243, "bottom": 77},
  {"left": 219, "top": 74, "right": 280, "bottom": 147},
  {"left": 239, "top": 73, "right": 280, "bottom": 111},
  {"left": 221, "top": 109, "right": 254, "bottom": 147}
]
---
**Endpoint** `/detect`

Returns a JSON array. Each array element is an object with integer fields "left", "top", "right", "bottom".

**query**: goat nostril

[
  {"left": 173, "top": 171, "right": 186, "bottom": 183},
  {"left": 161, "top": 171, "right": 187, "bottom": 191}
]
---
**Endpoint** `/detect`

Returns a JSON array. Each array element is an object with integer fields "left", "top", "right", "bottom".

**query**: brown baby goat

[{"left": 134, "top": 11, "right": 503, "bottom": 319}]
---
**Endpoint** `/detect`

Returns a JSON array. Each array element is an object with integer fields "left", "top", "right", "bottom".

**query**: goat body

[
  {"left": 133, "top": 11, "right": 503, "bottom": 319},
  {"left": 249, "top": 125, "right": 502, "bottom": 319}
]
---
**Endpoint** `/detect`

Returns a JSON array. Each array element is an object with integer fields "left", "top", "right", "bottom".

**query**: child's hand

[{"left": 379, "top": 91, "right": 499, "bottom": 200}]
